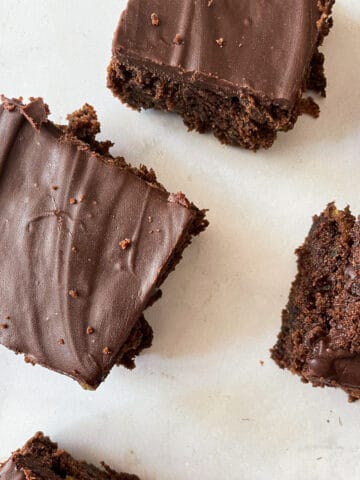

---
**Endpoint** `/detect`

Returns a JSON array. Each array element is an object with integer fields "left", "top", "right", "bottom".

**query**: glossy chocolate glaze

[
  {"left": 0, "top": 460, "right": 24, "bottom": 480},
  {"left": 305, "top": 338, "right": 360, "bottom": 389},
  {"left": 113, "top": 0, "right": 323, "bottom": 106},
  {"left": 0, "top": 98, "right": 199, "bottom": 388}
]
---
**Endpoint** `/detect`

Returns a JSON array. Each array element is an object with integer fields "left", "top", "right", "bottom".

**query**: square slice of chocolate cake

[
  {"left": 108, "top": 0, "right": 334, "bottom": 150},
  {"left": 0, "top": 96, "right": 208, "bottom": 389},
  {"left": 271, "top": 203, "right": 360, "bottom": 401},
  {"left": 0, "top": 432, "right": 138, "bottom": 480}
]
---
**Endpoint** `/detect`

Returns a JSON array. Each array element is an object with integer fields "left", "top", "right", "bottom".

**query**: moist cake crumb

[
  {"left": 0, "top": 432, "right": 139, "bottom": 480},
  {"left": 271, "top": 203, "right": 360, "bottom": 401}
]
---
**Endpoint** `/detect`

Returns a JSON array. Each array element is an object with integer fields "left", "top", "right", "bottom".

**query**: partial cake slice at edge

[
  {"left": 107, "top": 0, "right": 335, "bottom": 150},
  {"left": 0, "top": 432, "right": 138, "bottom": 480},
  {"left": 271, "top": 203, "right": 360, "bottom": 401}
]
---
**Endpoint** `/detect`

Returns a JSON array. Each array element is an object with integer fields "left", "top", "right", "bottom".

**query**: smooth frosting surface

[{"left": 113, "top": 0, "right": 322, "bottom": 105}]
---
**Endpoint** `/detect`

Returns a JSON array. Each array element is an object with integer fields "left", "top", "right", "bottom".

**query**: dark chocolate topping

[
  {"left": 20, "top": 98, "right": 49, "bottom": 131},
  {"left": 113, "top": 0, "right": 323, "bottom": 106},
  {"left": 0, "top": 460, "right": 24, "bottom": 480},
  {"left": 0, "top": 98, "right": 197, "bottom": 388},
  {"left": 305, "top": 338, "right": 360, "bottom": 389}
]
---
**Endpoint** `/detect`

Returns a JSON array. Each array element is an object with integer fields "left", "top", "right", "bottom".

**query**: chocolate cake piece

[
  {"left": 0, "top": 96, "right": 207, "bottom": 389},
  {"left": 0, "top": 432, "right": 138, "bottom": 480},
  {"left": 271, "top": 203, "right": 360, "bottom": 401},
  {"left": 107, "top": 0, "right": 335, "bottom": 150}
]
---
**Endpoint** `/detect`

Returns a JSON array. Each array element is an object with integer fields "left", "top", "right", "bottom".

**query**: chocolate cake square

[
  {"left": 0, "top": 432, "right": 138, "bottom": 480},
  {"left": 0, "top": 96, "right": 207, "bottom": 389},
  {"left": 108, "top": 0, "right": 335, "bottom": 150},
  {"left": 271, "top": 204, "right": 360, "bottom": 401}
]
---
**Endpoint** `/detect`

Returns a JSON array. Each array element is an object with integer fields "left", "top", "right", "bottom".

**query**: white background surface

[{"left": 0, "top": 1, "right": 360, "bottom": 479}]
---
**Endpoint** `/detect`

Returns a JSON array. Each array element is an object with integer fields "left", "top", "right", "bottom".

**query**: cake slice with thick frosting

[
  {"left": 0, "top": 96, "right": 208, "bottom": 389},
  {"left": 108, "top": 0, "right": 334, "bottom": 150}
]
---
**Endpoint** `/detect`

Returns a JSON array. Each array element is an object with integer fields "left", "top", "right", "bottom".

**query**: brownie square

[
  {"left": 271, "top": 204, "right": 360, "bottom": 401},
  {"left": 108, "top": 0, "right": 334, "bottom": 150},
  {"left": 0, "top": 432, "right": 138, "bottom": 480},
  {"left": 0, "top": 96, "right": 207, "bottom": 389}
]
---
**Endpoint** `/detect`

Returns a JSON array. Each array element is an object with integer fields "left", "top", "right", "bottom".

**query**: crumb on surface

[
  {"left": 58, "top": 338, "right": 65, "bottom": 345},
  {"left": 68, "top": 289, "right": 78, "bottom": 298},
  {"left": 69, "top": 197, "right": 77, "bottom": 205},
  {"left": 103, "top": 346, "right": 112, "bottom": 355},
  {"left": 216, "top": 37, "right": 226, "bottom": 47},
  {"left": 173, "top": 33, "right": 183, "bottom": 45},
  {"left": 86, "top": 326, "right": 94, "bottom": 335},
  {"left": 300, "top": 96, "right": 320, "bottom": 118},
  {"left": 119, "top": 238, "right": 131, "bottom": 250},
  {"left": 151, "top": 13, "right": 160, "bottom": 26}
]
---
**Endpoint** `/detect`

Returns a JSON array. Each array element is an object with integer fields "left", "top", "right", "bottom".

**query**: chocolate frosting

[
  {"left": 113, "top": 0, "right": 322, "bottom": 106},
  {"left": 305, "top": 338, "right": 360, "bottom": 389},
  {"left": 0, "top": 461, "right": 25, "bottom": 480},
  {"left": 0, "top": 98, "right": 197, "bottom": 388}
]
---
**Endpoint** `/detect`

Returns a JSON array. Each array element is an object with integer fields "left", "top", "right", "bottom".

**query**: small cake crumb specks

[
  {"left": 173, "top": 33, "right": 183, "bottom": 45},
  {"left": 69, "top": 197, "right": 77, "bottom": 205},
  {"left": 0, "top": 96, "right": 207, "bottom": 389},
  {"left": 151, "top": 13, "right": 160, "bottom": 26},
  {"left": 108, "top": 0, "right": 335, "bottom": 150},
  {"left": 119, "top": 238, "right": 131, "bottom": 250}
]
